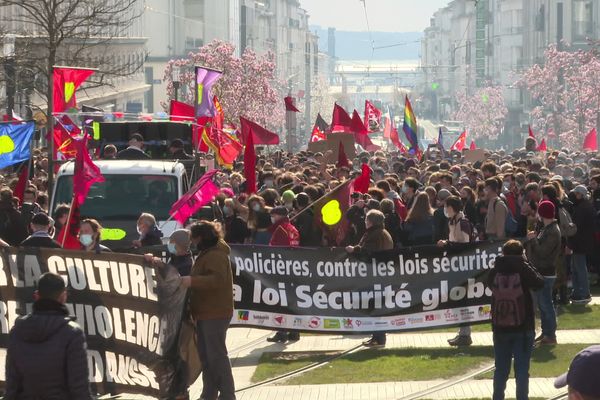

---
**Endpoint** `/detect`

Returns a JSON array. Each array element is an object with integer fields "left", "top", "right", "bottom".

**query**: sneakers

[
  {"left": 571, "top": 297, "right": 592, "bottom": 305},
  {"left": 362, "top": 338, "right": 385, "bottom": 348},
  {"left": 267, "top": 331, "right": 288, "bottom": 343},
  {"left": 448, "top": 335, "right": 473, "bottom": 347}
]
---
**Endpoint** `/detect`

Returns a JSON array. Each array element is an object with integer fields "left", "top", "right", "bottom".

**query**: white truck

[{"left": 49, "top": 160, "right": 189, "bottom": 250}]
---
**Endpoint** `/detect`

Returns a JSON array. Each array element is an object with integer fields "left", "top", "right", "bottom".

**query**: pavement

[{"left": 117, "top": 299, "right": 600, "bottom": 400}]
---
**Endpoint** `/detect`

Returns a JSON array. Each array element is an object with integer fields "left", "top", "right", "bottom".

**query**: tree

[
  {"left": 453, "top": 85, "right": 508, "bottom": 140},
  {"left": 0, "top": 0, "right": 145, "bottom": 188},
  {"left": 310, "top": 77, "right": 335, "bottom": 123},
  {"left": 517, "top": 42, "right": 600, "bottom": 148},
  {"left": 163, "top": 40, "right": 285, "bottom": 130}
]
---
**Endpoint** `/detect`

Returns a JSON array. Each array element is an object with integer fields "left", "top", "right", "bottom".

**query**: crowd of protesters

[{"left": 3, "top": 134, "right": 600, "bottom": 400}]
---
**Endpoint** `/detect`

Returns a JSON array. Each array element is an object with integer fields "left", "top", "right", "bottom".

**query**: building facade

[{"left": 421, "top": 0, "right": 600, "bottom": 135}]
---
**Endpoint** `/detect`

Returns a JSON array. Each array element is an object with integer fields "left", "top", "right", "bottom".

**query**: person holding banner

[
  {"left": 346, "top": 209, "right": 394, "bottom": 347},
  {"left": 181, "top": 221, "right": 236, "bottom": 400},
  {"left": 79, "top": 219, "right": 111, "bottom": 253}
]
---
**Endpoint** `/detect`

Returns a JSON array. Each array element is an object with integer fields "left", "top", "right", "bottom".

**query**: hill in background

[{"left": 311, "top": 26, "right": 422, "bottom": 60}]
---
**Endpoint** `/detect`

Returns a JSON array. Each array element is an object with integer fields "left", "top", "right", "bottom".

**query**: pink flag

[
  {"left": 583, "top": 128, "right": 598, "bottom": 151},
  {"left": 73, "top": 137, "right": 104, "bottom": 205},
  {"left": 169, "top": 170, "right": 220, "bottom": 224}
]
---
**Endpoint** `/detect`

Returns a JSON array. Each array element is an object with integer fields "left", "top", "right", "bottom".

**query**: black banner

[
  {"left": 230, "top": 242, "right": 504, "bottom": 332},
  {"left": 0, "top": 248, "right": 188, "bottom": 397}
]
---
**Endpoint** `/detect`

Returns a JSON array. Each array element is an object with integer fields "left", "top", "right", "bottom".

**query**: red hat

[{"left": 538, "top": 200, "right": 555, "bottom": 220}]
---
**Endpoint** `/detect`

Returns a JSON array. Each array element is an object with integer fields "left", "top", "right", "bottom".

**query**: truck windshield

[{"left": 53, "top": 175, "right": 178, "bottom": 221}]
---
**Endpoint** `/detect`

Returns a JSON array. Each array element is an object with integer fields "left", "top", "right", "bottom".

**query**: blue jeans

[
  {"left": 571, "top": 254, "right": 591, "bottom": 299},
  {"left": 535, "top": 277, "right": 557, "bottom": 338},
  {"left": 493, "top": 331, "right": 535, "bottom": 400}
]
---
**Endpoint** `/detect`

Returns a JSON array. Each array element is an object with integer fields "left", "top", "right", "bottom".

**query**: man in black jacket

[
  {"left": 21, "top": 213, "right": 61, "bottom": 248},
  {"left": 4, "top": 272, "right": 92, "bottom": 399},
  {"left": 117, "top": 133, "right": 151, "bottom": 160},
  {"left": 489, "top": 240, "right": 544, "bottom": 400},
  {"left": 569, "top": 185, "right": 594, "bottom": 303}
]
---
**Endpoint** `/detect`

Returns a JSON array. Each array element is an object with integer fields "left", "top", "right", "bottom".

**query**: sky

[{"left": 301, "top": 0, "right": 451, "bottom": 32}]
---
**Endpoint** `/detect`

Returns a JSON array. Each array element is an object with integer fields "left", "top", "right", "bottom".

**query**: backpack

[
  {"left": 494, "top": 198, "right": 518, "bottom": 236},
  {"left": 491, "top": 272, "right": 526, "bottom": 329},
  {"left": 557, "top": 206, "right": 577, "bottom": 237},
  {"left": 458, "top": 217, "right": 476, "bottom": 242}
]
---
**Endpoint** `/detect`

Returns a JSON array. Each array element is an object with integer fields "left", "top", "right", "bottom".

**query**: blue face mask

[
  {"left": 79, "top": 234, "right": 93, "bottom": 247},
  {"left": 167, "top": 243, "right": 177, "bottom": 255}
]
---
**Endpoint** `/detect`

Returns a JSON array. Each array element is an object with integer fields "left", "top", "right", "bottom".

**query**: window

[
  {"left": 573, "top": 0, "right": 593, "bottom": 41},
  {"left": 54, "top": 175, "right": 179, "bottom": 221}
]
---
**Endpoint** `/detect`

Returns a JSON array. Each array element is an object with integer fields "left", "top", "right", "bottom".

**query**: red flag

[
  {"left": 583, "top": 128, "right": 598, "bottom": 151},
  {"left": 73, "top": 138, "right": 104, "bottom": 206},
  {"left": 53, "top": 67, "right": 95, "bottom": 113},
  {"left": 537, "top": 138, "right": 547, "bottom": 151},
  {"left": 364, "top": 100, "right": 382, "bottom": 132},
  {"left": 310, "top": 113, "right": 329, "bottom": 142},
  {"left": 202, "top": 126, "right": 242, "bottom": 168},
  {"left": 353, "top": 164, "right": 371, "bottom": 194},
  {"left": 14, "top": 165, "right": 28, "bottom": 205},
  {"left": 390, "top": 126, "right": 407, "bottom": 153},
  {"left": 337, "top": 141, "right": 350, "bottom": 168},
  {"left": 331, "top": 103, "right": 353, "bottom": 133},
  {"left": 469, "top": 140, "right": 477, "bottom": 150},
  {"left": 169, "top": 170, "right": 220, "bottom": 224},
  {"left": 284, "top": 96, "right": 300, "bottom": 112},
  {"left": 53, "top": 115, "right": 80, "bottom": 159},
  {"left": 528, "top": 125, "right": 535, "bottom": 138},
  {"left": 243, "top": 133, "right": 257, "bottom": 194},
  {"left": 383, "top": 116, "right": 392, "bottom": 139},
  {"left": 213, "top": 96, "right": 225, "bottom": 130},
  {"left": 351, "top": 110, "right": 380, "bottom": 152},
  {"left": 169, "top": 100, "right": 195, "bottom": 122},
  {"left": 57, "top": 198, "right": 81, "bottom": 249},
  {"left": 240, "top": 116, "right": 279, "bottom": 145},
  {"left": 450, "top": 131, "right": 467, "bottom": 151},
  {"left": 195, "top": 117, "right": 212, "bottom": 152}
]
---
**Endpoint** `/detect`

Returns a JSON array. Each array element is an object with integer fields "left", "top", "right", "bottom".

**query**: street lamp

[
  {"left": 3, "top": 34, "right": 16, "bottom": 118},
  {"left": 172, "top": 66, "right": 181, "bottom": 101}
]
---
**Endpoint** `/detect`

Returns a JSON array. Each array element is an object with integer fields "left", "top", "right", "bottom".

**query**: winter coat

[
  {"left": 189, "top": 239, "right": 234, "bottom": 320},
  {"left": 485, "top": 197, "right": 507, "bottom": 240},
  {"left": 525, "top": 220, "right": 561, "bottom": 277},
  {"left": 354, "top": 225, "right": 394, "bottom": 254},
  {"left": 224, "top": 215, "right": 250, "bottom": 244},
  {"left": 141, "top": 225, "right": 163, "bottom": 247},
  {"left": 169, "top": 253, "right": 193, "bottom": 276},
  {"left": 487, "top": 255, "right": 544, "bottom": 333},
  {"left": 269, "top": 218, "right": 300, "bottom": 247},
  {"left": 432, "top": 207, "right": 449, "bottom": 242},
  {"left": 21, "top": 232, "right": 61, "bottom": 248},
  {"left": 568, "top": 198, "right": 596, "bottom": 255},
  {"left": 383, "top": 212, "right": 402, "bottom": 247},
  {"left": 4, "top": 299, "right": 92, "bottom": 400},
  {"left": 0, "top": 201, "right": 27, "bottom": 246},
  {"left": 401, "top": 215, "right": 434, "bottom": 246},
  {"left": 294, "top": 208, "right": 322, "bottom": 247},
  {"left": 116, "top": 146, "right": 150, "bottom": 160}
]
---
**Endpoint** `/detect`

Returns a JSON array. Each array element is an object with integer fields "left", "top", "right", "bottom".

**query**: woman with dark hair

[
  {"left": 246, "top": 195, "right": 272, "bottom": 245},
  {"left": 79, "top": 219, "right": 110, "bottom": 253},
  {"left": 401, "top": 192, "right": 434, "bottom": 246},
  {"left": 460, "top": 187, "right": 478, "bottom": 228},
  {"left": 181, "top": 221, "right": 236, "bottom": 400}
]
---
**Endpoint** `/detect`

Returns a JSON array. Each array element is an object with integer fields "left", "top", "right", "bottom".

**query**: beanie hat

[
  {"left": 282, "top": 190, "right": 296, "bottom": 203},
  {"left": 538, "top": 200, "right": 555, "bottom": 220}
]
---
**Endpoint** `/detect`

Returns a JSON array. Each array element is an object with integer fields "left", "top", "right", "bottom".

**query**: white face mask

[
  {"left": 79, "top": 234, "right": 93, "bottom": 247},
  {"left": 252, "top": 203, "right": 261, "bottom": 212},
  {"left": 285, "top": 202, "right": 294, "bottom": 210},
  {"left": 270, "top": 216, "right": 277, "bottom": 224}
]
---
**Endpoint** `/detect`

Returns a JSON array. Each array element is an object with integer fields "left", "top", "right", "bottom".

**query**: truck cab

[{"left": 50, "top": 160, "right": 188, "bottom": 250}]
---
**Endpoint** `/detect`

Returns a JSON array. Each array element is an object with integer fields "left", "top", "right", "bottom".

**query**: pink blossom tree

[
  {"left": 163, "top": 40, "right": 285, "bottom": 129},
  {"left": 453, "top": 85, "right": 508, "bottom": 139},
  {"left": 517, "top": 42, "right": 600, "bottom": 148}
]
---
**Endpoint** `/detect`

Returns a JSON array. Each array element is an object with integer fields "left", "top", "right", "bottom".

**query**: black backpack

[{"left": 491, "top": 272, "right": 526, "bottom": 328}]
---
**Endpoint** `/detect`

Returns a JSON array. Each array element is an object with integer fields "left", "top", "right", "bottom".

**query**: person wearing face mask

[
  {"left": 438, "top": 196, "right": 476, "bottom": 346},
  {"left": 259, "top": 172, "right": 276, "bottom": 192},
  {"left": 346, "top": 210, "right": 393, "bottom": 347},
  {"left": 79, "top": 219, "right": 110, "bottom": 253},
  {"left": 223, "top": 199, "right": 250, "bottom": 244},
  {"left": 281, "top": 190, "right": 296, "bottom": 214},
  {"left": 268, "top": 206, "right": 300, "bottom": 247},
  {"left": 247, "top": 195, "right": 272, "bottom": 245},
  {"left": 180, "top": 221, "right": 236, "bottom": 400},
  {"left": 401, "top": 177, "right": 419, "bottom": 210},
  {"left": 132, "top": 213, "right": 163, "bottom": 248},
  {"left": 167, "top": 229, "right": 193, "bottom": 277}
]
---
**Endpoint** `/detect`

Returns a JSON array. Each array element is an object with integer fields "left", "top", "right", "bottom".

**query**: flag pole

[
  {"left": 289, "top": 180, "right": 350, "bottom": 222},
  {"left": 60, "top": 195, "right": 76, "bottom": 248}
]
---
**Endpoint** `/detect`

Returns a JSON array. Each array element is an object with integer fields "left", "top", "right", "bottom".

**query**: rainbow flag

[{"left": 402, "top": 96, "right": 420, "bottom": 154}]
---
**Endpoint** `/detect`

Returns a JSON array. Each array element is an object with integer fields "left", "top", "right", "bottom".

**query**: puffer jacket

[
  {"left": 189, "top": 239, "right": 234, "bottom": 320},
  {"left": 4, "top": 299, "right": 92, "bottom": 400}
]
